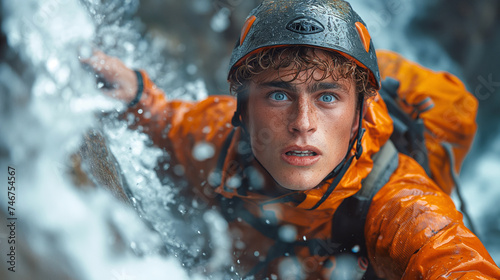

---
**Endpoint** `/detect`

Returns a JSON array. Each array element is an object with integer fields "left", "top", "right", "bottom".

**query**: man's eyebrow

[
  {"left": 256, "top": 80, "right": 347, "bottom": 94},
  {"left": 309, "top": 82, "right": 344, "bottom": 93},
  {"left": 257, "top": 81, "right": 297, "bottom": 91}
]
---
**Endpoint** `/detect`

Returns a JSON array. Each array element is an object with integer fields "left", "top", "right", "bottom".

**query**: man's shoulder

[{"left": 376, "top": 152, "right": 446, "bottom": 201}]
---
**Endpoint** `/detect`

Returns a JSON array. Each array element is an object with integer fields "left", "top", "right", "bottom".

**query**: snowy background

[{"left": 0, "top": 0, "right": 499, "bottom": 279}]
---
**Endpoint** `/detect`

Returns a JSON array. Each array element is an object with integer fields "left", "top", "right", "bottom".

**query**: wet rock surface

[{"left": 72, "top": 129, "right": 130, "bottom": 203}]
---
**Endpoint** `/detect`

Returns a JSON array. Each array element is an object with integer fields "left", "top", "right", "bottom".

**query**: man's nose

[{"left": 288, "top": 97, "right": 317, "bottom": 135}]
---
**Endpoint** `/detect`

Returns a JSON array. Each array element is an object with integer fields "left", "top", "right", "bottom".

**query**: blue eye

[
  {"left": 319, "top": 94, "right": 336, "bottom": 103},
  {"left": 269, "top": 92, "right": 288, "bottom": 101}
]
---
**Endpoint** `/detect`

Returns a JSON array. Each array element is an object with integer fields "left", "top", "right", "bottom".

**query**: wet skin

[{"left": 245, "top": 58, "right": 360, "bottom": 191}]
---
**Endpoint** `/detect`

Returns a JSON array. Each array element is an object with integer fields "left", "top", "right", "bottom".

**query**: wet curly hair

[{"left": 228, "top": 46, "right": 377, "bottom": 110}]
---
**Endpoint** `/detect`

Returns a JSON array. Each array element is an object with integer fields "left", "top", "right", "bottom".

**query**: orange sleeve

[
  {"left": 125, "top": 71, "right": 237, "bottom": 195},
  {"left": 365, "top": 154, "right": 500, "bottom": 279},
  {"left": 376, "top": 50, "right": 478, "bottom": 194}
]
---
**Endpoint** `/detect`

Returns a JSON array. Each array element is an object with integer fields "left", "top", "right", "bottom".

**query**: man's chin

[{"left": 276, "top": 177, "right": 322, "bottom": 192}]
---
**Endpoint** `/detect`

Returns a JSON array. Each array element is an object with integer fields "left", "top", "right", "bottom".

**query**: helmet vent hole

[{"left": 286, "top": 17, "right": 324, "bottom": 34}]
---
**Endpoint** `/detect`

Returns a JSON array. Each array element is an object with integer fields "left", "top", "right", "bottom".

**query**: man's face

[{"left": 245, "top": 53, "right": 359, "bottom": 191}]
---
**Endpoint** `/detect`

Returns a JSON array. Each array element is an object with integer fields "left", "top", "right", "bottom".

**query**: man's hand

[{"left": 82, "top": 50, "right": 138, "bottom": 104}]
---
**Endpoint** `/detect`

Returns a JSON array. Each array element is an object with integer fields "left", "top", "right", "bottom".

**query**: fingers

[
  {"left": 80, "top": 49, "right": 138, "bottom": 103},
  {"left": 101, "top": 88, "right": 123, "bottom": 100},
  {"left": 82, "top": 50, "right": 121, "bottom": 82},
  {"left": 79, "top": 48, "right": 104, "bottom": 71}
]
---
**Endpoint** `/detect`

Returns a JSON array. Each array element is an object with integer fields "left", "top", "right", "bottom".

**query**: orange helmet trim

[
  {"left": 240, "top": 16, "right": 257, "bottom": 46},
  {"left": 355, "top": 22, "right": 371, "bottom": 53}
]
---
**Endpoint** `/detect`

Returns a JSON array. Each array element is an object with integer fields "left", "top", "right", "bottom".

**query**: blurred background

[{"left": 0, "top": 0, "right": 499, "bottom": 279}]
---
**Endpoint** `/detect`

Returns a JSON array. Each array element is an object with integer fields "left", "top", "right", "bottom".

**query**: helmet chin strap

[
  {"left": 335, "top": 96, "right": 366, "bottom": 171},
  {"left": 231, "top": 92, "right": 245, "bottom": 128},
  {"left": 308, "top": 97, "right": 365, "bottom": 210},
  {"left": 231, "top": 108, "right": 243, "bottom": 128}
]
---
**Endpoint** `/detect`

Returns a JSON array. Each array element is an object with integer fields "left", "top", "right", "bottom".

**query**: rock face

[{"left": 71, "top": 129, "right": 130, "bottom": 204}]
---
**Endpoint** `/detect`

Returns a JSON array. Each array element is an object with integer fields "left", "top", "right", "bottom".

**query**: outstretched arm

[
  {"left": 82, "top": 50, "right": 177, "bottom": 147},
  {"left": 365, "top": 155, "right": 500, "bottom": 279},
  {"left": 82, "top": 51, "right": 237, "bottom": 199},
  {"left": 82, "top": 50, "right": 140, "bottom": 104}
]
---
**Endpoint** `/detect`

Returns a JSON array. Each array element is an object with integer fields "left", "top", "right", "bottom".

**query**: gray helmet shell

[{"left": 228, "top": 0, "right": 381, "bottom": 89}]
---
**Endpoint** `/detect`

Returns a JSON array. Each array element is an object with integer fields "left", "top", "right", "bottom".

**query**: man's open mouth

[{"left": 285, "top": 150, "right": 318, "bottom": 157}]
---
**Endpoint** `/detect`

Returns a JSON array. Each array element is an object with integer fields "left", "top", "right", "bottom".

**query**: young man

[{"left": 89, "top": 0, "right": 500, "bottom": 279}]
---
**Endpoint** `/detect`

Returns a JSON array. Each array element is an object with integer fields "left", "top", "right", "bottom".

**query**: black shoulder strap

[
  {"left": 331, "top": 140, "right": 399, "bottom": 256},
  {"left": 379, "top": 77, "right": 431, "bottom": 176}
]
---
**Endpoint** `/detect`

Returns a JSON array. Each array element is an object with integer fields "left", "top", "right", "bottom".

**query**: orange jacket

[{"left": 127, "top": 50, "right": 500, "bottom": 279}]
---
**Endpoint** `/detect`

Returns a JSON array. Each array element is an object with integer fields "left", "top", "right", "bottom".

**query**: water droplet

[
  {"left": 103, "top": 34, "right": 116, "bottom": 47},
  {"left": 123, "top": 41, "right": 135, "bottom": 53},
  {"left": 78, "top": 44, "right": 92, "bottom": 59},
  {"left": 226, "top": 175, "right": 242, "bottom": 189},
  {"left": 352, "top": 244, "right": 360, "bottom": 253},
  {"left": 202, "top": 126, "right": 211, "bottom": 134},
  {"left": 186, "top": 64, "right": 197, "bottom": 75},
  {"left": 235, "top": 240, "right": 246, "bottom": 249},
  {"left": 244, "top": 166, "right": 264, "bottom": 190},
  {"left": 208, "top": 171, "right": 222, "bottom": 187},
  {"left": 210, "top": 7, "right": 231, "bottom": 32},
  {"left": 173, "top": 164, "right": 185, "bottom": 176},
  {"left": 192, "top": 141, "right": 215, "bottom": 161},
  {"left": 46, "top": 57, "right": 59, "bottom": 73},
  {"left": 278, "top": 225, "right": 297, "bottom": 242},
  {"left": 178, "top": 204, "right": 187, "bottom": 215}
]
